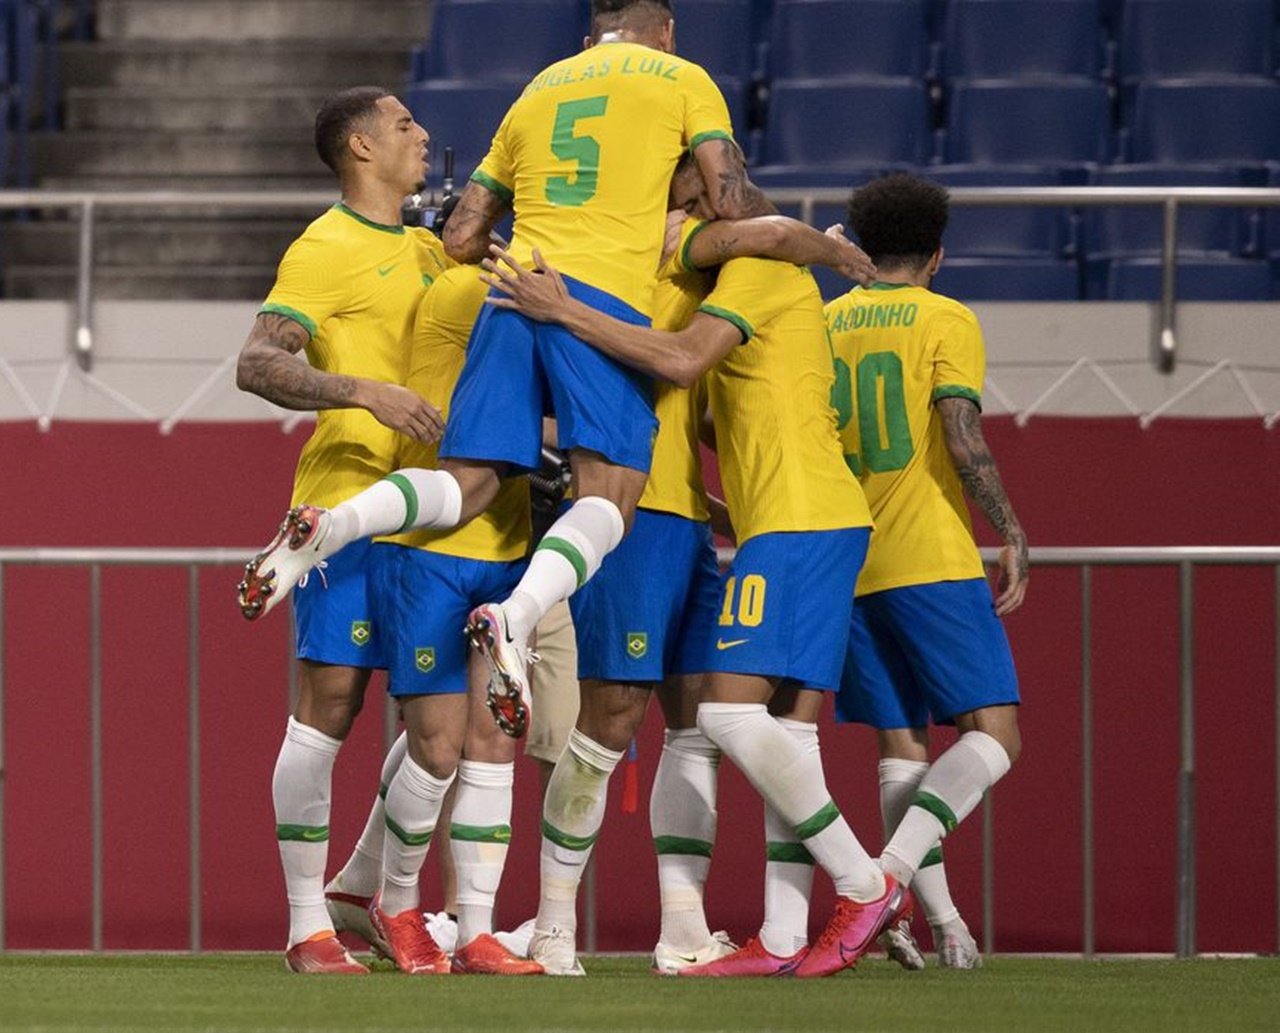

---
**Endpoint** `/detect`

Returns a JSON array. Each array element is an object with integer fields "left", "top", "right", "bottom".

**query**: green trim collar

[
  {"left": 334, "top": 202, "right": 404, "bottom": 235},
  {"left": 868, "top": 281, "right": 914, "bottom": 291}
]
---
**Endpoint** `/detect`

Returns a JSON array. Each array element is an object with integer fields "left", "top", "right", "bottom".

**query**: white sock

[
  {"left": 380, "top": 755, "right": 455, "bottom": 915},
  {"left": 272, "top": 716, "right": 342, "bottom": 947},
  {"left": 450, "top": 760, "right": 515, "bottom": 950},
  {"left": 879, "top": 757, "right": 958, "bottom": 925},
  {"left": 328, "top": 468, "right": 463, "bottom": 547},
  {"left": 334, "top": 731, "right": 408, "bottom": 899},
  {"left": 759, "top": 719, "right": 819, "bottom": 957},
  {"left": 882, "top": 731, "right": 1012, "bottom": 885},
  {"left": 696, "top": 703, "right": 883, "bottom": 902},
  {"left": 535, "top": 729, "right": 624, "bottom": 934},
  {"left": 650, "top": 728, "right": 720, "bottom": 951},
  {"left": 503, "top": 496, "right": 625, "bottom": 642}
]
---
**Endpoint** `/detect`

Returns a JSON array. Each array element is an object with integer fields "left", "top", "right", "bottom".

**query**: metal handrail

[
  {"left": 0, "top": 544, "right": 1278, "bottom": 955},
  {"left": 2, "top": 186, "right": 1279, "bottom": 374}
]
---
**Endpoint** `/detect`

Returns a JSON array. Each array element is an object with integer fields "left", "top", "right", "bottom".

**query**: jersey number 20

[{"left": 832, "top": 351, "right": 914, "bottom": 476}]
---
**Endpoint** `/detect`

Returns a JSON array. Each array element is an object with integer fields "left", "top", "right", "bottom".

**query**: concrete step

[
  {"left": 95, "top": 0, "right": 431, "bottom": 42},
  {"left": 4, "top": 263, "right": 277, "bottom": 300},
  {"left": 65, "top": 87, "right": 335, "bottom": 132},
  {"left": 1, "top": 220, "right": 312, "bottom": 267},
  {"left": 30, "top": 130, "right": 322, "bottom": 177},
  {"left": 60, "top": 41, "right": 412, "bottom": 90}
]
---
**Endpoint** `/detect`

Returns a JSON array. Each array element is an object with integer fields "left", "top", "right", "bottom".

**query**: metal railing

[
  {"left": 0, "top": 545, "right": 1277, "bottom": 956},
  {"left": 2, "top": 187, "right": 1279, "bottom": 374}
]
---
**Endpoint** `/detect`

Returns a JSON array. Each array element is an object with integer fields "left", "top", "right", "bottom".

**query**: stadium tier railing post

[
  {"left": 1158, "top": 200, "right": 1180, "bottom": 375},
  {"left": 1176, "top": 563, "right": 1196, "bottom": 959},
  {"left": 89, "top": 563, "right": 103, "bottom": 952},
  {"left": 1082, "top": 565, "right": 1095, "bottom": 959},
  {"left": 0, "top": 563, "right": 6, "bottom": 952},
  {"left": 188, "top": 565, "right": 202, "bottom": 953},
  {"left": 75, "top": 199, "right": 95, "bottom": 372}
]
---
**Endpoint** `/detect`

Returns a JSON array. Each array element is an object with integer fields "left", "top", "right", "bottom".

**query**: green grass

[{"left": 0, "top": 954, "right": 1277, "bottom": 1033}]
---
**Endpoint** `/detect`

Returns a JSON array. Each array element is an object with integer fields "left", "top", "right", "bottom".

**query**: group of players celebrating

[{"left": 234, "top": 0, "right": 1028, "bottom": 979}]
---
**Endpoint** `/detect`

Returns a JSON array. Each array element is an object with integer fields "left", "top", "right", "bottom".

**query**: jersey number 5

[
  {"left": 546, "top": 96, "right": 609, "bottom": 207},
  {"left": 832, "top": 352, "right": 914, "bottom": 475}
]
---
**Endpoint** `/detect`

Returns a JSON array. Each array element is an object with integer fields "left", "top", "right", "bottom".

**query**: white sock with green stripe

[
  {"left": 327, "top": 468, "right": 463, "bottom": 548},
  {"left": 881, "top": 731, "right": 1012, "bottom": 886},
  {"left": 335, "top": 731, "right": 409, "bottom": 899},
  {"left": 759, "top": 719, "right": 819, "bottom": 957},
  {"left": 450, "top": 759, "right": 515, "bottom": 950},
  {"left": 273, "top": 716, "right": 342, "bottom": 947},
  {"left": 697, "top": 702, "right": 884, "bottom": 902},
  {"left": 536, "top": 729, "right": 624, "bottom": 934},
  {"left": 380, "top": 755, "right": 455, "bottom": 915},
  {"left": 650, "top": 728, "right": 720, "bottom": 951},
  {"left": 503, "top": 497, "right": 625, "bottom": 643},
  {"left": 879, "top": 757, "right": 958, "bottom": 925}
]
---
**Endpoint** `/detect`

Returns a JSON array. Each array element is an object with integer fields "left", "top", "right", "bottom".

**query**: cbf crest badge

[
  {"left": 626, "top": 632, "right": 648, "bottom": 660},
  {"left": 351, "top": 621, "right": 372, "bottom": 647},
  {"left": 415, "top": 648, "right": 436, "bottom": 674}
]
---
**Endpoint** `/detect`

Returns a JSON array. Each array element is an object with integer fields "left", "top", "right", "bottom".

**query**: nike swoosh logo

[
  {"left": 674, "top": 953, "right": 698, "bottom": 965},
  {"left": 377, "top": 263, "right": 399, "bottom": 277},
  {"left": 716, "top": 638, "right": 749, "bottom": 651}
]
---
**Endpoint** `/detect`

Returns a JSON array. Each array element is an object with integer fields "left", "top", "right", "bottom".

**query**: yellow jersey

[
  {"left": 825, "top": 283, "right": 987, "bottom": 595},
  {"left": 701, "top": 257, "right": 872, "bottom": 544},
  {"left": 262, "top": 203, "right": 453, "bottom": 508},
  {"left": 381, "top": 266, "right": 531, "bottom": 563},
  {"left": 471, "top": 42, "right": 734, "bottom": 317}
]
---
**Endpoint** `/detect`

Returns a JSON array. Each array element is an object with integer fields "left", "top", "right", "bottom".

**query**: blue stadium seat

[
  {"left": 1102, "top": 257, "right": 1272, "bottom": 300},
  {"left": 406, "top": 80, "right": 523, "bottom": 179},
  {"left": 421, "top": 0, "right": 585, "bottom": 81},
  {"left": 1128, "top": 78, "right": 1280, "bottom": 166},
  {"left": 759, "top": 77, "right": 934, "bottom": 168},
  {"left": 945, "top": 78, "right": 1112, "bottom": 167},
  {"left": 1118, "top": 0, "right": 1274, "bottom": 82},
  {"left": 943, "top": 0, "right": 1103, "bottom": 79},
  {"left": 928, "top": 165, "right": 1071, "bottom": 256},
  {"left": 714, "top": 76, "right": 752, "bottom": 147},
  {"left": 675, "top": 0, "right": 756, "bottom": 79},
  {"left": 770, "top": 0, "right": 931, "bottom": 79},
  {"left": 0, "top": 95, "right": 8, "bottom": 187},
  {"left": 930, "top": 256, "right": 1082, "bottom": 299}
]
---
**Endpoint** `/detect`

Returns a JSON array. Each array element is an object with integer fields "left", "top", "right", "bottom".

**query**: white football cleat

[
  {"left": 494, "top": 917, "right": 536, "bottom": 958},
  {"left": 466, "top": 602, "right": 535, "bottom": 738},
  {"left": 323, "top": 873, "right": 389, "bottom": 958},
  {"left": 934, "top": 920, "right": 982, "bottom": 969},
  {"left": 879, "top": 916, "right": 926, "bottom": 971},
  {"left": 527, "top": 924, "right": 586, "bottom": 976},
  {"left": 239, "top": 505, "right": 334, "bottom": 621},
  {"left": 652, "top": 929, "right": 738, "bottom": 974}
]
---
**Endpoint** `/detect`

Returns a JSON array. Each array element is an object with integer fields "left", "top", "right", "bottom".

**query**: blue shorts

[
  {"left": 570, "top": 508, "right": 721, "bottom": 682},
  {"left": 440, "top": 275, "right": 658, "bottom": 473},
  {"left": 292, "top": 538, "right": 385, "bottom": 669},
  {"left": 367, "top": 543, "right": 527, "bottom": 698},
  {"left": 835, "top": 578, "right": 1021, "bottom": 728},
  {"left": 704, "top": 528, "right": 869, "bottom": 691}
]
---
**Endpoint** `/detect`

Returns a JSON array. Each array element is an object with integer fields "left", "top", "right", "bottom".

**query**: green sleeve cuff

[
  {"left": 698, "top": 303, "right": 753, "bottom": 344},
  {"left": 469, "top": 170, "right": 515, "bottom": 205},
  {"left": 680, "top": 221, "right": 713, "bottom": 272},
  {"left": 258, "top": 303, "right": 317, "bottom": 340},
  {"left": 932, "top": 385, "right": 983, "bottom": 412},
  {"left": 689, "top": 129, "right": 735, "bottom": 153}
]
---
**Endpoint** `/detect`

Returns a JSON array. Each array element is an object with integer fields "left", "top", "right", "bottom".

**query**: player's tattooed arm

[
  {"left": 443, "top": 179, "right": 513, "bottom": 264},
  {"left": 694, "top": 139, "right": 775, "bottom": 220},
  {"left": 685, "top": 217, "right": 875, "bottom": 283},
  {"left": 937, "top": 395, "right": 1029, "bottom": 615},
  {"left": 235, "top": 314, "right": 444, "bottom": 443}
]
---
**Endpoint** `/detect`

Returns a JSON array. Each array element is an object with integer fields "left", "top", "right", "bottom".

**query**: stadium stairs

[{"left": 3, "top": 0, "right": 427, "bottom": 299}]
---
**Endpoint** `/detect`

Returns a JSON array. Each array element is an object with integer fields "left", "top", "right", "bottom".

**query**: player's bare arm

[
  {"left": 235, "top": 313, "right": 445, "bottom": 444},
  {"left": 937, "top": 395, "right": 1029, "bottom": 615},
  {"left": 482, "top": 246, "right": 739, "bottom": 388},
  {"left": 687, "top": 217, "right": 876, "bottom": 284},
  {"left": 694, "top": 138, "right": 774, "bottom": 219},
  {"left": 442, "top": 179, "right": 513, "bottom": 263}
]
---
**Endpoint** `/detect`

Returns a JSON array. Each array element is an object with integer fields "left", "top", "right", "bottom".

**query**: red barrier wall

[{"left": 1, "top": 419, "right": 1277, "bottom": 953}]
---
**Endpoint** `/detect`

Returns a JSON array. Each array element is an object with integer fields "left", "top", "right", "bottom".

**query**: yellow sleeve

[
  {"left": 259, "top": 236, "right": 351, "bottom": 339},
  {"left": 658, "top": 217, "right": 711, "bottom": 280},
  {"left": 698, "top": 257, "right": 788, "bottom": 343},
  {"left": 683, "top": 63, "right": 737, "bottom": 151},
  {"left": 470, "top": 107, "right": 516, "bottom": 204},
  {"left": 929, "top": 307, "right": 986, "bottom": 410}
]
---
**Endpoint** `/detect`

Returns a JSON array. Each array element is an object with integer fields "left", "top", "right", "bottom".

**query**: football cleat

[
  {"left": 451, "top": 933, "right": 546, "bottom": 975},
  {"left": 494, "top": 917, "right": 536, "bottom": 959},
  {"left": 879, "top": 915, "right": 926, "bottom": 971},
  {"left": 653, "top": 930, "right": 739, "bottom": 974},
  {"left": 284, "top": 933, "right": 369, "bottom": 974},
  {"left": 370, "top": 901, "right": 451, "bottom": 974},
  {"left": 238, "top": 505, "right": 333, "bottom": 621},
  {"left": 935, "top": 920, "right": 982, "bottom": 969},
  {"left": 323, "top": 874, "right": 389, "bottom": 958},
  {"left": 423, "top": 910, "right": 459, "bottom": 956},
  {"left": 466, "top": 603, "right": 534, "bottom": 738},
  {"left": 677, "top": 935, "right": 807, "bottom": 978},
  {"left": 794, "top": 875, "right": 912, "bottom": 979},
  {"left": 527, "top": 925, "right": 586, "bottom": 976}
]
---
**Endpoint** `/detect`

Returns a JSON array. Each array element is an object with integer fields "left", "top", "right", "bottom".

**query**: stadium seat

[
  {"left": 406, "top": 80, "right": 524, "bottom": 179},
  {"left": 943, "top": 0, "right": 1104, "bottom": 79},
  {"left": 944, "top": 78, "right": 1113, "bottom": 168},
  {"left": 928, "top": 165, "right": 1071, "bottom": 256},
  {"left": 1101, "top": 256, "right": 1272, "bottom": 300},
  {"left": 1128, "top": 78, "right": 1280, "bottom": 167},
  {"left": 714, "top": 76, "right": 752, "bottom": 149},
  {"left": 769, "top": 0, "right": 931, "bottom": 79},
  {"left": 1118, "top": 0, "right": 1274, "bottom": 82},
  {"left": 419, "top": 0, "right": 585, "bottom": 81},
  {"left": 929, "top": 256, "right": 1082, "bottom": 300},
  {"left": 674, "top": 0, "right": 756, "bottom": 79},
  {"left": 1084, "top": 165, "right": 1248, "bottom": 257},
  {"left": 759, "top": 77, "right": 934, "bottom": 168}
]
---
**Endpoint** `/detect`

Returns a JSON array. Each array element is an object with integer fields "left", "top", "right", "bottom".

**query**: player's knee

[{"left": 577, "top": 683, "right": 649, "bottom": 752}]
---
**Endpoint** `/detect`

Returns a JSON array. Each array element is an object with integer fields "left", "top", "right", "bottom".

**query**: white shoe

[
  {"left": 495, "top": 917, "right": 536, "bottom": 958},
  {"left": 238, "top": 505, "right": 334, "bottom": 620},
  {"left": 652, "top": 929, "right": 738, "bottom": 974},
  {"left": 934, "top": 920, "right": 982, "bottom": 969},
  {"left": 323, "top": 872, "right": 389, "bottom": 958},
  {"left": 423, "top": 910, "right": 458, "bottom": 956},
  {"left": 878, "top": 916, "right": 926, "bottom": 971},
  {"left": 527, "top": 925, "right": 585, "bottom": 976},
  {"left": 466, "top": 603, "right": 534, "bottom": 738}
]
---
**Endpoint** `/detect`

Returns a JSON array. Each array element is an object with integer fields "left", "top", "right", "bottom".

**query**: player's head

[
  {"left": 589, "top": 0, "right": 675, "bottom": 53},
  {"left": 669, "top": 150, "right": 716, "bottom": 221},
  {"left": 314, "top": 87, "right": 430, "bottom": 194},
  {"left": 847, "top": 173, "right": 949, "bottom": 279}
]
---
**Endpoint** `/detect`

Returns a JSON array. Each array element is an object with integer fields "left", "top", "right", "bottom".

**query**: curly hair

[{"left": 846, "top": 173, "right": 950, "bottom": 268}]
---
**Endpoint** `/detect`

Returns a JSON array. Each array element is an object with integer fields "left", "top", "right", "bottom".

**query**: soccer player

[
  {"left": 237, "top": 0, "right": 773, "bottom": 742},
  {"left": 481, "top": 176, "right": 906, "bottom": 981},
  {"left": 827, "top": 173, "right": 1026, "bottom": 968},
  {"left": 233, "top": 87, "right": 448, "bottom": 974}
]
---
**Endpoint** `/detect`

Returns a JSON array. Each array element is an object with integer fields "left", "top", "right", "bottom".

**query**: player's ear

[
  {"left": 660, "top": 18, "right": 675, "bottom": 53},
  {"left": 582, "top": 34, "right": 591, "bottom": 51},
  {"left": 931, "top": 247, "right": 944, "bottom": 275}
]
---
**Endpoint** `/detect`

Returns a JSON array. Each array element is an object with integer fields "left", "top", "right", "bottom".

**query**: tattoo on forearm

[
  {"left": 236, "top": 314, "right": 359, "bottom": 411},
  {"left": 712, "top": 141, "right": 774, "bottom": 218},
  {"left": 444, "top": 182, "right": 510, "bottom": 262}
]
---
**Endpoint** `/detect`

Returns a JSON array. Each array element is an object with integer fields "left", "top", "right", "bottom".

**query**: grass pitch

[{"left": 0, "top": 953, "right": 1277, "bottom": 1033}]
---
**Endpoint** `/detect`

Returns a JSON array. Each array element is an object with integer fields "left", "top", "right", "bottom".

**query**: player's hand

[
  {"left": 992, "top": 536, "right": 1029, "bottom": 616},
  {"left": 825, "top": 224, "right": 877, "bottom": 286},
  {"left": 660, "top": 209, "right": 686, "bottom": 270},
  {"left": 482, "top": 245, "right": 572, "bottom": 323},
  {"left": 361, "top": 381, "right": 445, "bottom": 444}
]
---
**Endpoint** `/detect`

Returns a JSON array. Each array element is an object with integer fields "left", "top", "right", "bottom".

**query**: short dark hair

[
  {"left": 314, "top": 86, "right": 392, "bottom": 175},
  {"left": 846, "top": 173, "right": 950, "bottom": 268},
  {"left": 591, "top": 0, "right": 673, "bottom": 35}
]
